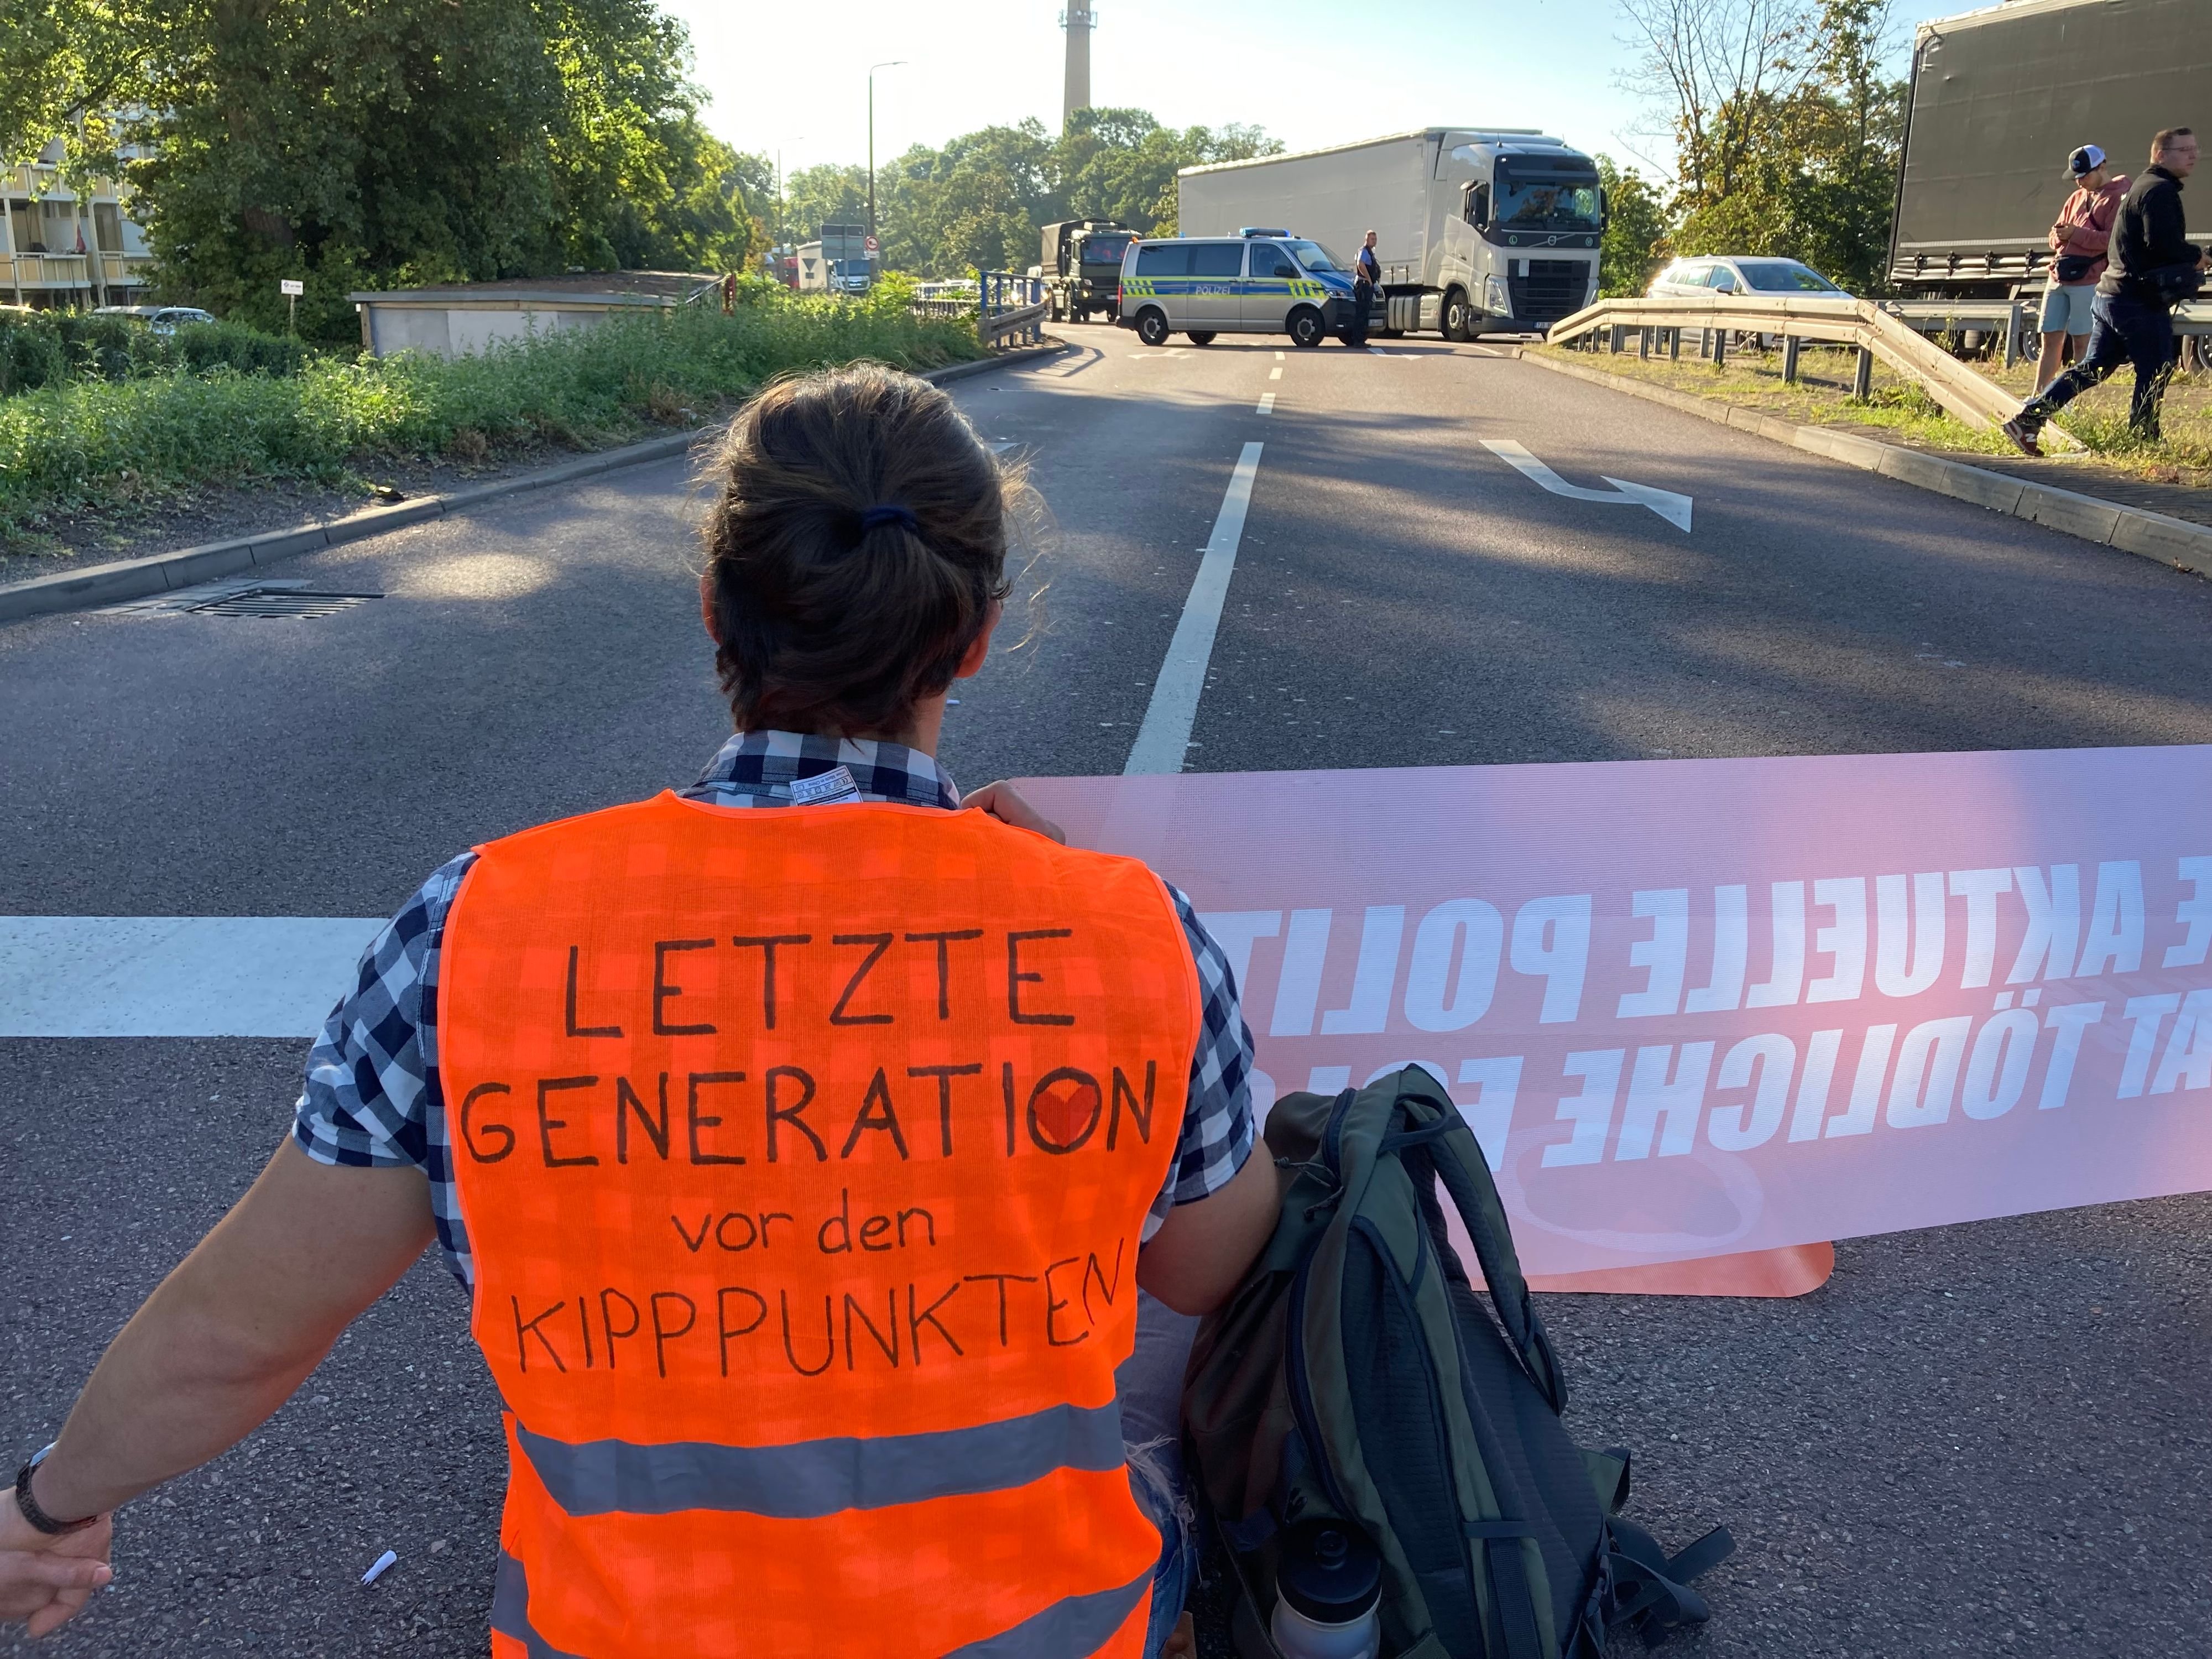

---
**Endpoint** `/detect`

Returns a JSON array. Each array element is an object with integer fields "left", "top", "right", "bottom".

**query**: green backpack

[{"left": 1182, "top": 1067, "right": 1733, "bottom": 1657}]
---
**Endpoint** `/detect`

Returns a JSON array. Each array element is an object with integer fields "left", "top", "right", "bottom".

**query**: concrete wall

[{"left": 359, "top": 301, "right": 647, "bottom": 359}]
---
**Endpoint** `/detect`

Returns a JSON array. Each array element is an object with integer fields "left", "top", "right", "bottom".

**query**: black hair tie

[{"left": 860, "top": 504, "right": 920, "bottom": 535}]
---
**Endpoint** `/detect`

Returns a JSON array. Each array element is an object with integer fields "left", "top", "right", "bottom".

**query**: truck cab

[
  {"left": 1432, "top": 137, "right": 1605, "bottom": 337},
  {"left": 1039, "top": 219, "right": 1137, "bottom": 322}
]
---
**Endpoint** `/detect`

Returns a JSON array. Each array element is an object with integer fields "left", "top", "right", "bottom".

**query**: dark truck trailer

[
  {"left": 1891, "top": 0, "right": 2212, "bottom": 300},
  {"left": 1037, "top": 220, "right": 1134, "bottom": 322}
]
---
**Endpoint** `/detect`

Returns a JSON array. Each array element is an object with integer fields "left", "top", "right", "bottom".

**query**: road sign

[
  {"left": 279, "top": 279, "right": 304, "bottom": 296},
  {"left": 864, "top": 236, "right": 879, "bottom": 254}
]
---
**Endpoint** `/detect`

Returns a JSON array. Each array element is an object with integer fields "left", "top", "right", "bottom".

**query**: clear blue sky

[{"left": 660, "top": 0, "right": 1968, "bottom": 187}]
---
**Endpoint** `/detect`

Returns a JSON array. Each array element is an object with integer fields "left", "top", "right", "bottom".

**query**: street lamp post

[{"left": 867, "top": 61, "right": 907, "bottom": 270}]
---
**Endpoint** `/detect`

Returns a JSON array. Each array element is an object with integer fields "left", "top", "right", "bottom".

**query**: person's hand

[
  {"left": 0, "top": 1505, "right": 114, "bottom": 1639},
  {"left": 962, "top": 781, "right": 1066, "bottom": 844}
]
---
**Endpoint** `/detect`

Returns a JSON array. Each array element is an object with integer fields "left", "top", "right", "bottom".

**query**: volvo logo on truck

[{"left": 1176, "top": 127, "right": 1605, "bottom": 341}]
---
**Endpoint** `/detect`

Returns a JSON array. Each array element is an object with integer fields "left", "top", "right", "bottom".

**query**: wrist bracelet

[{"left": 13, "top": 1445, "right": 95, "bottom": 1536}]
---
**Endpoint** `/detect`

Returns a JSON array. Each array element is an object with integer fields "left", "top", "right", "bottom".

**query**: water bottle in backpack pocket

[{"left": 1184, "top": 1067, "right": 1735, "bottom": 1657}]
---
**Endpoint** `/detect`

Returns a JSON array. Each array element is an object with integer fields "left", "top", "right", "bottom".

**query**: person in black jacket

[{"left": 2006, "top": 128, "right": 2203, "bottom": 451}]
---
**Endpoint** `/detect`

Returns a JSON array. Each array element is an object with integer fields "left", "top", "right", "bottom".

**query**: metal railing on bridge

[
  {"left": 910, "top": 280, "right": 978, "bottom": 322},
  {"left": 977, "top": 272, "right": 1047, "bottom": 347},
  {"left": 1546, "top": 293, "right": 2063, "bottom": 441}
]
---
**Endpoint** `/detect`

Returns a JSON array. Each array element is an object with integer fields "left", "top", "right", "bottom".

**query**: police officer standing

[
  {"left": 2007, "top": 127, "right": 2204, "bottom": 451},
  {"left": 1347, "top": 229, "right": 1380, "bottom": 348}
]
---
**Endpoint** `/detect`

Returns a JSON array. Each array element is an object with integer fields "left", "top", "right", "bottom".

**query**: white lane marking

[
  {"left": 1269, "top": 367, "right": 1282, "bottom": 380},
  {"left": 1274, "top": 350, "right": 1284, "bottom": 361},
  {"left": 1256, "top": 393, "right": 1276, "bottom": 415},
  {"left": 1480, "top": 439, "right": 1693, "bottom": 533},
  {"left": 0, "top": 916, "right": 384, "bottom": 1037},
  {"left": 1128, "top": 349, "right": 1193, "bottom": 359},
  {"left": 1124, "top": 442, "right": 1265, "bottom": 775}
]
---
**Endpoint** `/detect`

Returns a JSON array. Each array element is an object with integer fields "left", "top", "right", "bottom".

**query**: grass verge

[
  {"left": 0, "top": 293, "right": 985, "bottom": 552},
  {"left": 1535, "top": 340, "right": 2212, "bottom": 489}
]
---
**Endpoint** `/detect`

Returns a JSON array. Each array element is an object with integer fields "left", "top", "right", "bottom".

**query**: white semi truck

[{"left": 1177, "top": 128, "right": 1604, "bottom": 340}]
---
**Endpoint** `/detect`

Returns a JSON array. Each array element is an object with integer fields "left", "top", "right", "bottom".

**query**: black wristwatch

[{"left": 13, "top": 1444, "right": 95, "bottom": 1536}]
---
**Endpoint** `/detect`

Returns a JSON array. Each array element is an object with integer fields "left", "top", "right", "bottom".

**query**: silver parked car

[
  {"left": 92, "top": 304, "right": 218, "bottom": 336},
  {"left": 1645, "top": 257, "right": 1848, "bottom": 299}
]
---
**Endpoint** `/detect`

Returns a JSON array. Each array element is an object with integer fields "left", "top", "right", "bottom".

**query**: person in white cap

[{"left": 2035, "top": 144, "right": 2128, "bottom": 393}]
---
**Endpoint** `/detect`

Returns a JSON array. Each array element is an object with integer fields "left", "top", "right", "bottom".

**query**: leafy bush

[
  {"left": 0, "top": 309, "right": 306, "bottom": 396},
  {"left": 171, "top": 320, "right": 311, "bottom": 379},
  {"left": 0, "top": 294, "right": 984, "bottom": 535}
]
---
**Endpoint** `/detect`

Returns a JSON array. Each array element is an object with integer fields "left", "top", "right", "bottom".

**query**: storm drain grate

[{"left": 182, "top": 586, "right": 383, "bottom": 619}]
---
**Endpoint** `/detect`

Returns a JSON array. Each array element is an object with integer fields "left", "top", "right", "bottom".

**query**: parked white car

[
  {"left": 1645, "top": 257, "right": 1847, "bottom": 299},
  {"left": 92, "top": 304, "right": 218, "bottom": 336}
]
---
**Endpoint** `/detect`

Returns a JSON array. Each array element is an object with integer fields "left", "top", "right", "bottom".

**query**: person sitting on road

[
  {"left": 2034, "top": 144, "right": 2130, "bottom": 395},
  {"left": 0, "top": 364, "right": 1284, "bottom": 1659}
]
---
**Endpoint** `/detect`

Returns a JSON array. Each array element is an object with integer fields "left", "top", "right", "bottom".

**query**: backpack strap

[
  {"left": 1602, "top": 1517, "right": 1734, "bottom": 1648},
  {"left": 1389, "top": 1070, "right": 1569, "bottom": 1415},
  {"left": 1463, "top": 1521, "right": 1548, "bottom": 1659}
]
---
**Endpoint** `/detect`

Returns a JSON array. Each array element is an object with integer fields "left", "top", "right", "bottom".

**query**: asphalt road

[{"left": 4, "top": 322, "right": 2212, "bottom": 1658}]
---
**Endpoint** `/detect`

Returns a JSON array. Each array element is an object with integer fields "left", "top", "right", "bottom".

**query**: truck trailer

[
  {"left": 798, "top": 223, "right": 873, "bottom": 294},
  {"left": 1890, "top": 0, "right": 2211, "bottom": 300},
  {"left": 1036, "top": 220, "right": 1136, "bottom": 322},
  {"left": 1176, "top": 128, "right": 1604, "bottom": 339}
]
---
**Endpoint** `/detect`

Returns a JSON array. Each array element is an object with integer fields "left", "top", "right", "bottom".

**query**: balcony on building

[{"left": 1, "top": 144, "right": 158, "bottom": 309}]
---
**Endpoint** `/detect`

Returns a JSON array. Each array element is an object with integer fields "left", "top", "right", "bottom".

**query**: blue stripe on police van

[
  {"left": 514, "top": 1397, "right": 1128, "bottom": 1519},
  {"left": 938, "top": 1568, "right": 1153, "bottom": 1659}
]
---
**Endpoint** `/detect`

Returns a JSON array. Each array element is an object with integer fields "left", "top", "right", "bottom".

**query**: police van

[{"left": 1115, "top": 229, "right": 1368, "bottom": 348}]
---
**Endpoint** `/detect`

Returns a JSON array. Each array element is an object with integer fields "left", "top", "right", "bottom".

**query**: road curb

[
  {"left": 1511, "top": 347, "right": 2212, "bottom": 581},
  {"left": 0, "top": 340, "right": 1073, "bottom": 627}
]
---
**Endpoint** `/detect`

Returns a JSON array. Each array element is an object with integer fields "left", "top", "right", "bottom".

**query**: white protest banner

[{"left": 1024, "top": 744, "right": 2212, "bottom": 1285}]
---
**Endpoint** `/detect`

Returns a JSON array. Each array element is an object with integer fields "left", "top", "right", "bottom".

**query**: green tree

[
  {"left": 1596, "top": 156, "right": 1668, "bottom": 295},
  {"left": 782, "top": 162, "right": 870, "bottom": 242},
  {"left": 1, "top": 0, "right": 761, "bottom": 341},
  {"left": 1623, "top": 0, "right": 1905, "bottom": 293},
  {"left": 861, "top": 111, "right": 1282, "bottom": 278}
]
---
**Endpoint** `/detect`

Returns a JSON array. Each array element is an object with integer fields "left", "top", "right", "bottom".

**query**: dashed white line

[
  {"left": 1269, "top": 367, "right": 1282, "bottom": 380},
  {"left": 1274, "top": 350, "right": 1285, "bottom": 361},
  {"left": 1124, "top": 442, "right": 1265, "bottom": 775},
  {"left": 1256, "top": 392, "right": 1276, "bottom": 415}
]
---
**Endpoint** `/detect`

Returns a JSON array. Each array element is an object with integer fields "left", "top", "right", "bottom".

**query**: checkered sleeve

[
  {"left": 1142, "top": 883, "right": 1258, "bottom": 1240},
  {"left": 293, "top": 852, "right": 477, "bottom": 1285}
]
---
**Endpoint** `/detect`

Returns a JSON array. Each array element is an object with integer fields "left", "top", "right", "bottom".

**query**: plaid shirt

[{"left": 294, "top": 732, "right": 1258, "bottom": 1290}]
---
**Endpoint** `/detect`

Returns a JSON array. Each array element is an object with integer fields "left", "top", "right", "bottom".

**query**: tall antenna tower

[{"left": 1060, "top": 7, "right": 1095, "bottom": 131}]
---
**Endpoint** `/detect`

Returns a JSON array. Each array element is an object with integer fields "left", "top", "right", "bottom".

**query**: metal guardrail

[
  {"left": 978, "top": 271, "right": 1046, "bottom": 347},
  {"left": 1547, "top": 294, "right": 2039, "bottom": 435},
  {"left": 1885, "top": 299, "right": 2034, "bottom": 369}
]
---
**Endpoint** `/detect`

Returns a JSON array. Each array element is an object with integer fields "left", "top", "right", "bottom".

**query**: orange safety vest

[{"left": 440, "top": 792, "right": 1201, "bottom": 1658}]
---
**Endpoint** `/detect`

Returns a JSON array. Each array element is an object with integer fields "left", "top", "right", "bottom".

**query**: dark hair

[
  {"left": 2154, "top": 127, "right": 2195, "bottom": 154},
  {"left": 700, "top": 364, "right": 1016, "bottom": 736}
]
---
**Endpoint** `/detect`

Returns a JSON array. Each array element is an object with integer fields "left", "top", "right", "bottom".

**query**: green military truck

[{"left": 1036, "top": 220, "right": 1136, "bottom": 324}]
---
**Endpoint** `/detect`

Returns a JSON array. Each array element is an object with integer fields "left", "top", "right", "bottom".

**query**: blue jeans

[
  {"left": 2025, "top": 289, "right": 2179, "bottom": 435},
  {"left": 1119, "top": 1290, "right": 1203, "bottom": 1658}
]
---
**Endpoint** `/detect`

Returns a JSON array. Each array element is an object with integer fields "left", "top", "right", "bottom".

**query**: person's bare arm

[
  {"left": 1138, "top": 1145, "right": 1287, "bottom": 1315},
  {"left": 5, "top": 1139, "right": 435, "bottom": 1611}
]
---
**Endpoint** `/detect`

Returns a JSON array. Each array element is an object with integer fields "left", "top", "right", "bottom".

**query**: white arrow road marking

[
  {"left": 1481, "top": 439, "right": 1692, "bottom": 531},
  {"left": 1125, "top": 442, "right": 1264, "bottom": 775},
  {"left": 0, "top": 916, "right": 384, "bottom": 1037}
]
